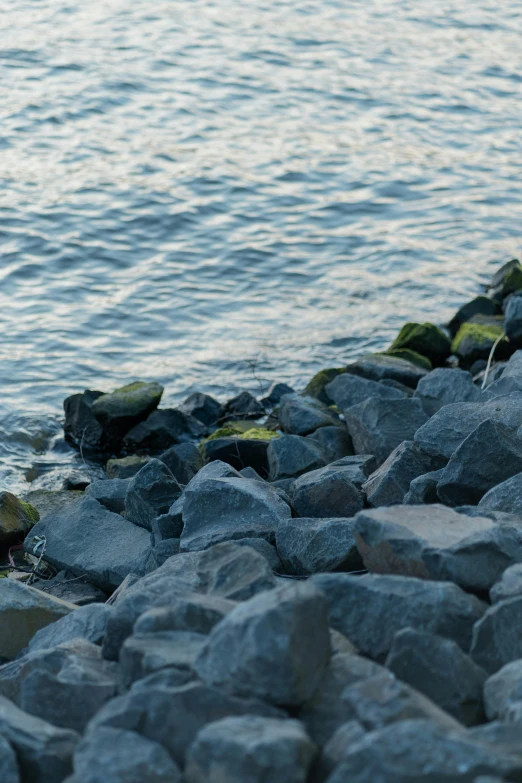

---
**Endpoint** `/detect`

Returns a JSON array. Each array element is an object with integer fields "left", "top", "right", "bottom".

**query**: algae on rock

[
  {"left": 304, "top": 368, "right": 347, "bottom": 404},
  {"left": 451, "top": 322, "right": 508, "bottom": 367},
  {"left": 389, "top": 322, "right": 451, "bottom": 366},
  {"left": 0, "top": 492, "right": 39, "bottom": 545}
]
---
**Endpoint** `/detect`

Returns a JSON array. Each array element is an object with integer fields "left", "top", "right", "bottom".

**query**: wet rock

[
  {"left": 261, "top": 381, "right": 295, "bottom": 407},
  {"left": 220, "top": 391, "right": 264, "bottom": 422},
  {"left": 63, "top": 389, "right": 104, "bottom": 454},
  {"left": 385, "top": 628, "right": 486, "bottom": 725},
  {"left": 181, "top": 476, "right": 291, "bottom": 551},
  {"left": 122, "top": 408, "right": 206, "bottom": 453},
  {"left": 484, "top": 659, "right": 522, "bottom": 720},
  {"left": 25, "top": 603, "right": 110, "bottom": 654},
  {"left": 85, "top": 478, "right": 129, "bottom": 514},
  {"left": 344, "top": 397, "right": 428, "bottom": 466},
  {"left": 0, "top": 492, "right": 39, "bottom": 546},
  {"left": 362, "top": 441, "right": 434, "bottom": 507},
  {"left": 106, "top": 455, "right": 150, "bottom": 480},
  {"left": 179, "top": 392, "right": 223, "bottom": 427},
  {"left": 267, "top": 434, "right": 325, "bottom": 480},
  {"left": 195, "top": 581, "right": 331, "bottom": 707},
  {"left": 437, "top": 419, "right": 522, "bottom": 506},
  {"left": 279, "top": 393, "right": 340, "bottom": 436},
  {"left": 452, "top": 322, "right": 508, "bottom": 368},
  {"left": 0, "top": 695, "right": 78, "bottom": 783},
  {"left": 158, "top": 442, "right": 202, "bottom": 484},
  {"left": 471, "top": 595, "right": 522, "bottom": 673},
  {"left": 304, "top": 368, "right": 346, "bottom": 404},
  {"left": 312, "top": 572, "right": 486, "bottom": 659},
  {"left": 306, "top": 426, "right": 354, "bottom": 463},
  {"left": 125, "top": 459, "right": 182, "bottom": 530},
  {"left": 276, "top": 517, "right": 362, "bottom": 576},
  {"left": 185, "top": 716, "right": 316, "bottom": 783},
  {"left": 72, "top": 727, "right": 181, "bottom": 783},
  {"left": 200, "top": 435, "right": 270, "bottom": 478},
  {"left": 490, "top": 563, "right": 522, "bottom": 604},
  {"left": 448, "top": 295, "right": 499, "bottom": 337},
  {"left": 325, "top": 373, "right": 407, "bottom": 411},
  {"left": 25, "top": 496, "right": 151, "bottom": 592},
  {"left": 345, "top": 352, "right": 429, "bottom": 388},
  {"left": 479, "top": 471, "right": 522, "bottom": 515},
  {"left": 414, "top": 367, "right": 481, "bottom": 415},
  {"left": 404, "top": 468, "right": 445, "bottom": 504},
  {"left": 91, "top": 381, "right": 164, "bottom": 446},
  {"left": 389, "top": 322, "right": 451, "bottom": 366},
  {"left": 291, "top": 465, "right": 363, "bottom": 519},
  {"left": 0, "top": 581, "right": 76, "bottom": 660}
]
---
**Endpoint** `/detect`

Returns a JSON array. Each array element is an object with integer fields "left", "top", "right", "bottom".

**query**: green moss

[
  {"left": 304, "top": 368, "right": 347, "bottom": 403},
  {"left": 19, "top": 501, "right": 40, "bottom": 524},
  {"left": 202, "top": 426, "right": 280, "bottom": 446},
  {"left": 239, "top": 428, "right": 280, "bottom": 440},
  {"left": 389, "top": 322, "right": 450, "bottom": 365},
  {"left": 0, "top": 492, "right": 39, "bottom": 540},
  {"left": 204, "top": 425, "right": 245, "bottom": 442},
  {"left": 380, "top": 349, "right": 433, "bottom": 371},
  {"left": 451, "top": 322, "right": 504, "bottom": 355},
  {"left": 489, "top": 260, "right": 522, "bottom": 300}
]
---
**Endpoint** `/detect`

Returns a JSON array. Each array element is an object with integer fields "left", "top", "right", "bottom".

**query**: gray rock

[
  {"left": 63, "top": 389, "right": 104, "bottom": 454},
  {"left": 0, "top": 735, "right": 19, "bottom": 783},
  {"left": 312, "top": 721, "right": 365, "bottom": 783},
  {"left": 25, "top": 497, "right": 151, "bottom": 592},
  {"left": 325, "top": 718, "right": 522, "bottom": 783},
  {"left": 159, "top": 441, "right": 202, "bottom": 484},
  {"left": 484, "top": 659, "right": 522, "bottom": 720},
  {"left": 239, "top": 466, "right": 265, "bottom": 480},
  {"left": 404, "top": 468, "right": 445, "bottom": 504},
  {"left": 306, "top": 426, "right": 354, "bottom": 463},
  {"left": 125, "top": 459, "right": 182, "bottom": 531},
  {"left": 448, "top": 295, "right": 498, "bottom": 337},
  {"left": 414, "top": 392, "right": 522, "bottom": 460},
  {"left": 276, "top": 517, "right": 362, "bottom": 575},
  {"left": 91, "top": 381, "right": 164, "bottom": 444},
  {"left": 21, "top": 489, "right": 83, "bottom": 520},
  {"left": 73, "top": 727, "right": 181, "bottom": 783},
  {"left": 291, "top": 465, "right": 363, "bottom": 519},
  {"left": 0, "top": 581, "right": 76, "bottom": 660},
  {"left": 363, "top": 441, "right": 434, "bottom": 507},
  {"left": 200, "top": 436, "right": 270, "bottom": 478},
  {"left": 151, "top": 505, "right": 183, "bottom": 542},
  {"left": 490, "top": 563, "right": 522, "bottom": 604},
  {"left": 312, "top": 572, "right": 486, "bottom": 659},
  {"left": 185, "top": 716, "right": 316, "bottom": 783},
  {"left": 326, "top": 373, "right": 407, "bottom": 411},
  {"left": 105, "top": 455, "right": 150, "bottom": 480},
  {"left": 220, "top": 391, "right": 264, "bottom": 421},
  {"left": 261, "top": 382, "right": 295, "bottom": 408},
  {"left": 505, "top": 294, "right": 522, "bottom": 344},
  {"left": 122, "top": 408, "right": 206, "bottom": 453},
  {"left": 479, "top": 471, "right": 522, "bottom": 515},
  {"left": 467, "top": 720, "right": 522, "bottom": 759},
  {"left": 0, "top": 695, "right": 79, "bottom": 783},
  {"left": 437, "top": 420, "right": 522, "bottom": 506},
  {"left": 345, "top": 353, "right": 429, "bottom": 388},
  {"left": 85, "top": 478, "right": 130, "bottom": 514},
  {"left": 180, "top": 476, "right": 291, "bottom": 551},
  {"left": 146, "top": 539, "right": 181, "bottom": 570},
  {"left": 385, "top": 628, "right": 487, "bottom": 725},
  {"left": 196, "top": 540, "right": 278, "bottom": 600},
  {"left": 119, "top": 631, "right": 206, "bottom": 689},
  {"left": 326, "top": 455, "right": 377, "bottom": 487},
  {"left": 0, "top": 492, "right": 39, "bottom": 547},
  {"left": 267, "top": 434, "right": 325, "bottom": 480},
  {"left": 134, "top": 594, "right": 235, "bottom": 636},
  {"left": 195, "top": 581, "right": 331, "bottom": 706},
  {"left": 30, "top": 571, "right": 107, "bottom": 607},
  {"left": 25, "top": 603, "right": 110, "bottom": 654},
  {"left": 482, "top": 374, "right": 522, "bottom": 399},
  {"left": 279, "top": 394, "right": 340, "bottom": 436},
  {"left": 232, "top": 537, "right": 283, "bottom": 570},
  {"left": 498, "top": 348, "right": 522, "bottom": 378},
  {"left": 344, "top": 397, "right": 429, "bottom": 466},
  {"left": 471, "top": 595, "right": 522, "bottom": 673},
  {"left": 354, "top": 504, "right": 522, "bottom": 592},
  {"left": 414, "top": 368, "right": 480, "bottom": 416},
  {"left": 179, "top": 392, "right": 222, "bottom": 427},
  {"left": 87, "top": 681, "right": 283, "bottom": 768}
]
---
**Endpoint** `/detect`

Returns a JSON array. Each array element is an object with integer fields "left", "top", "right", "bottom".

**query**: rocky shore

[{"left": 4, "top": 259, "right": 522, "bottom": 781}]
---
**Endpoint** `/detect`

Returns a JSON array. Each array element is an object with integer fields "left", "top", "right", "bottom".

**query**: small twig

[{"left": 481, "top": 333, "right": 507, "bottom": 390}]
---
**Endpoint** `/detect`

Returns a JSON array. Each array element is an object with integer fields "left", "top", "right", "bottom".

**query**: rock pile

[{"left": 4, "top": 260, "right": 522, "bottom": 781}]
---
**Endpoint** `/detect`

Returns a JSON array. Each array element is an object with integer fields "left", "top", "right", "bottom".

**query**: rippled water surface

[{"left": 2, "top": 0, "right": 522, "bottom": 492}]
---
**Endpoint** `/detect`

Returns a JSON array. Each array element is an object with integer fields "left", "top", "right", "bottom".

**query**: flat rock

[
  {"left": 291, "top": 465, "right": 363, "bottom": 519},
  {"left": 125, "top": 459, "right": 182, "bottom": 531},
  {"left": 278, "top": 394, "right": 340, "bottom": 436},
  {"left": 276, "top": 517, "right": 362, "bottom": 576},
  {"left": 326, "top": 373, "right": 406, "bottom": 410},
  {"left": 267, "top": 434, "right": 325, "bottom": 480},
  {"left": 21, "top": 490, "right": 83, "bottom": 519},
  {"left": 362, "top": 441, "right": 434, "bottom": 507},
  {"left": 414, "top": 367, "right": 481, "bottom": 416}
]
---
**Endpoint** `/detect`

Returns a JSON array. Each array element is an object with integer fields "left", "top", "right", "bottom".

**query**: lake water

[{"left": 1, "top": 0, "right": 522, "bottom": 493}]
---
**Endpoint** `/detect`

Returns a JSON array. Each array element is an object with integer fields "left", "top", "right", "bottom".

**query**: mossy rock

[
  {"left": 488, "top": 259, "right": 522, "bottom": 301},
  {"left": 304, "top": 368, "right": 347, "bottom": 404},
  {"left": 202, "top": 426, "right": 279, "bottom": 446},
  {"left": 91, "top": 381, "right": 164, "bottom": 435},
  {"left": 0, "top": 492, "right": 40, "bottom": 545},
  {"left": 447, "top": 295, "right": 498, "bottom": 337},
  {"left": 451, "top": 322, "right": 509, "bottom": 367},
  {"left": 238, "top": 428, "right": 280, "bottom": 441},
  {"left": 389, "top": 322, "right": 450, "bottom": 366},
  {"left": 380, "top": 349, "right": 433, "bottom": 371}
]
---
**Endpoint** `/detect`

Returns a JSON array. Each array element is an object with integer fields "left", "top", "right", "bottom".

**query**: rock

[
  {"left": 467, "top": 721, "right": 522, "bottom": 760},
  {"left": 73, "top": 727, "right": 181, "bottom": 783},
  {"left": 134, "top": 594, "right": 235, "bottom": 636},
  {"left": 0, "top": 492, "right": 39, "bottom": 546},
  {"left": 490, "top": 563, "right": 522, "bottom": 604},
  {"left": 470, "top": 595, "right": 522, "bottom": 673},
  {"left": 87, "top": 681, "right": 283, "bottom": 768},
  {"left": 325, "top": 374, "right": 407, "bottom": 411},
  {"left": 119, "top": 630, "right": 206, "bottom": 689},
  {"left": 147, "top": 539, "right": 181, "bottom": 568},
  {"left": 484, "top": 659, "right": 522, "bottom": 720},
  {"left": 452, "top": 322, "right": 508, "bottom": 368},
  {"left": 195, "top": 581, "right": 331, "bottom": 706},
  {"left": 197, "top": 541, "right": 278, "bottom": 600},
  {"left": 220, "top": 391, "right": 264, "bottom": 421},
  {"left": 21, "top": 490, "right": 83, "bottom": 519},
  {"left": 448, "top": 296, "right": 499, "bottom": 337},
  {"left": 200, "top": 436, "right": 271, "bottom": 478},
  {"left": 267, "top": 434, "right": 325, "bottom": 480},
  {"left": 179, "top": 392, "right": 223, "bottom": 427},
  {"left": 158, "top": 442, "right": 202, "bottom": 484},
  {"left": 414, "top": 392, "right": 522, "bottom": 460},
  {"left": 91, "top": 381, "right": 164, "bottom": 445},
  {"left": 278, "top": 394, "right": 340, "bottom": 436},
  {"left": 414, "top": 368, "right": 481, "bottom": 416},
  {"left": 25, "top": 603, "right": 110, "bottom": 654},
  {"left": 389, "top": 322, "right": 451, "bottom": 366},
  {"left": 0, "top": 581, "right": 76, "bottom": 660},
  {"left": 504, "top": 294, "right": 522, "bottom": 345},
  {"left": 344, "top": 397, "right": 428, "bottom": 466},
  {"left": 85, "top": 478, "right": 129, "bottom": 514},
  {"left": 326, "top": 455, "right": 377, "bottom": 487},
  {"left": 62, "top": 471, "right": 92, "bottom": 491},
  {"left": 63, "top": 390, "right": 104, "bottom": 454},
  {"left": 404, "top": 469, "right": 445, "bottom": 504},
  {"left": 362, "top": 441, "right": 434, "bottom": 507},
  {"left": 499, "top": 348, "right": 522, "bottom": 378},
  {"left": 232, "top": 537, "right": 283, "bottom": 571},
  {"left": 124, "top": 459, "right": 182, "bottom": 531},
  {"left": 290, "top": 465, "right": 363, "bottom": 518},
  {"left": 0, "top": 695, "right": 78, "bottom": 783},
  {"left": 181, "top": 475, "right": 291, "bottom": 551},
  {"left": 385, "top": 628, "right": 487, "bottom": 725},
  {"left": 122, "top": 408, "right": 206, "bottom": 453},
  {"left": 488, "top": 258, "right": 522, "bottom": 301},
  {"left": 437, "top": 420, "right": 522, "bottom": 506},
  {"left": 325, "top": 718, "right": 522, "bottom": 783},
  {"left": 30, "top": 572, "right": 106, "bottom": 607},
  {"left": 354, "top": 504, "right": 522, "bottom": 593},
  {"left": 105, "top": 455, "right": 150, "bottom": 479},
  {"left": 261, "top": 381, "right": 295, "bottom": 407},
  {"left": 311, "top": 721, "right": 365, "bottom": 782},
  {"left": 312, "top": 572, "right": 486, "bottom": 659},
  {"left": 303, "top": 368, "right": 346, "bottom": 404},
  {"left": 306, "top": 426, "right": 354, "bottom": 463},
  {"left": 0, "top": 735, "right": 19, "bottom": 783},
  {"left": 276, "top": 517, "right": 362, "bottom": 575},
  {"left": 25, "top": 497, "right": 151, "bottom": 592},
  {"left": 185, "top": 716, "right": 316, "bottom": 783},
  {"left": 345, "top": 352, "right": 429, "bottom": 388},
  {"left": 479, "top": 472, "right": 522, "bottom": 515}
]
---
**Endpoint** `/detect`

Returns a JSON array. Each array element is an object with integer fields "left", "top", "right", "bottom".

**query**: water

[{"left": 1, "top": 0, "right": 522, "bottom": 494}]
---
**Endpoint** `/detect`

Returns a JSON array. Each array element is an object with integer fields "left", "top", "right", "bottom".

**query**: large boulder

[
  {"left": 311, "top": 572, "right": 486, "bottom": 659},
  {"left": 291, "top": 465, "right": 363, "bottom": 519},
  {"left": 451, "top": 321, "right": 508, "bottom": 368},
  {"left": 267, "top": 435, "right": 325, "bottom": 480},
  {"left": 276, "top": 517, "right": 362, "bottom": 575},
  {"left": 362, "top": 441, "right": 434, "bottom": 507},
  {"left": 344, "top": 397, "right": 429, "bottom": 465},
  {"left": 195, "top": 582, "right": 331, "bottom": 707},
  {"left": 325, "top": 373, "right": 407, "bottom": 411},
  {"left": 122, "top": 408, "right": 206, "bottom": 453},
  {"left": 278, "top": 394, "right": 340, "bottom": 436},
  {"left": 91, "top": 381, "right": 164, "bottom": 445},
  {"left": 125, "top": 459, "right": 182, "bottom": 531},
  {"left": 159, "top": 442, "right": 202, "bottom": 485},
  {"left": 220, "top": 391, "right": 264, "bottom": 422},
  {"left": 0, "top": 492, "right": 39, "bottom": 546},
  {"left": 414, "top": 368, "right": 481, "bottom": 416},
  {"left": 24, "top": 497, "right": 151, "bottom": 592},
  {"left": 389, "top": 322, "right": 451, "bottom": 366}
]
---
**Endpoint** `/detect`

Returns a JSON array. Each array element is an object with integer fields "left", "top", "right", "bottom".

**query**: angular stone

[
  {"left": 26, "top": 604, "right": 110, "bottom": 654},
  {"left": 134, "top": 594, "right": 235, "bottom": 636},
  {"left": 200, "top": 436, "right": 270, "bottom": 478},
  {"left": 312, "top": 572, "right": 486, "bottom": 659},
  {"left": 448, "top": 296, "right": 499, "bottom": 337},
  {"left": 385, "top": 628, "right": 486, "bottom": 725},
  {"left": 261, "top": 382, "right": 295, "bottom": 408},
  {"left": 437, "top": 420, "right": 522, "bottom": 506},
  {"left": 267, "top": 435, "right": 325, "bottom": 480},
  {"left": 179, "top": 392, "right": 223, "bottom": 427},
  {"left": 278, "top": 394, "right": 340, "bottom": 436},
  {"left": 91, "top": 381, "right": 163, "bottom": 446},
  {"left": 63, "top": 390, "right": 104, "bottom": 454},
  {"left": 362, "top": 441, "right": 434, "bottom": 507},
  {"left": 306, "top": 426, "right": 354, "bottom": 463},
  {"left": 504, "top": 294, "right": 522, "bottom": 345},
  {"left": 195, "top": 582, "right": 331, "bottom": 707},
  {"left": 0, "top": 581, "right": 76, "bottom": 660},
  {"left": 21, "top": 490, "right": 83, "bottom": 520},
  {"left": 326, "top": 455, "right": 377, "bottom": 488},
  {"left": 185, "top": 716, "right": 316, "bottom": 783},
  {"left": 147, "top": 539, "right": 181, "bottom": 569},
  {"left": 158, "top": 442, "right": 202, "bottom": 484},
  {"left": 414, "top": 368, "right": 481, "bottom": 416},
  {"left": 471, "top": 596, "right": 522, "bottom": 673},
  {"left": 232, "top": 537, "right": 283, "bottom": 571},
  {"left": 326, "top": 373, "right": 406, "bottom": 411},
  {"left": 105, "top": 455, "right": 150, "bottom": 480},
  {"left": 490, "top": 563, "right": 522, "bottom": 604},
  {"left": 220, "top": 391, "right": 264, "bottom": 422},
  {"left": 344, "top": 397, "right": 428, "bottom": 466},
  {"left": 345, "top": 353, "right": 429, "bottom": 388},
  {"left": 404, "top": 469, "right": 445, "bottom": 504},
  {"left": 488, "top": 258, "right": 522, "bottom": 300},
  {"left": 85, "top": 478, "right": 129, "bottom": 514},
  {"left": 291, "top": 465, "right": 363, "bottom": 519},
  {"left": 125, "top": 459, "right": 182, "bottom": 531},
  {"left": 119, "top": 631, "right": 206, "bottom": 689},
  {"left": 389, "top": 322, "right": 451, "bottom": 366},
  {"left": 122, "top": 408, "right": 206, "bottom": 453},
  {"left": 479, "top": 472, "right": 522, "bottom": 515},
  {"left": 484, "top": 659, "right": 522, "bottom": 720},
  {"left": 25, "top": 497, "right": 151, "bottom": 592},
  {"left": 181, "top": 476, "right": 291, "bottom": 551},
  {"left": 276, "top": 517, "right": 361, "bottom": 576}
]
